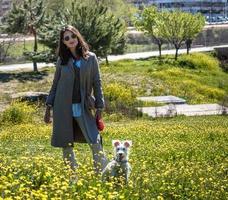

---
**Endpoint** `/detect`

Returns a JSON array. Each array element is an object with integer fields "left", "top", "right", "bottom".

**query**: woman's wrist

[
  {"left": 46, "top": 104, "right": 52, "bottom": 110},
  {"left": 96, "top": 108, "right": 103, "bottom": 112}
]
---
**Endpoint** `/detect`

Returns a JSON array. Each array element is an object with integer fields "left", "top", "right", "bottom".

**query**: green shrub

[
  {"left": 197, "top": 86, "right": 225, "bottom": 100},
  {"left": 103, "top": 112, "right": 125, "bottom": 122},
  {"left": 1, "top": 101, "right": 36, "bottom": 124},
  {"left": 104, "top": 83, "right": 136, "bottom": 105},
  {"left": 178, "top": 53, "right": 220, "bottom": 71},
  {"left": 163, "top": 79, "right": 225, "bottom": 104},
  {"left": 103, "top": 83, "right": 139, "bottom": 117}
]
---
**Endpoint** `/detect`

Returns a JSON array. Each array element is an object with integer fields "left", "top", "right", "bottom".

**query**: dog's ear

[
  {"left": 124, "top": 140, "right": 132, "bottom": 148},
  {"left": 112, "top": 140, "right": 120, "bottom": 147}
]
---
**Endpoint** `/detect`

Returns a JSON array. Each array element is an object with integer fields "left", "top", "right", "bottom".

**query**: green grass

[
  {"left": 0, "top": 52, "right": 227, "bottom": 199},
  {"left": 125, "top": 43, "right": 172, "bottom": 53},
  {"left": 2, "top": 40, "right": 49, "bottom": 57},
  {"left": 101, "top": 53, "right": 228, "bottom": 104},
  {"left": 0, "top": 52, "right": 227, "bottom": 112},
  {"left": 0, "top": 52, "right": 227, "bottom": 114},
  {"left": 0, "top": 106, "right": 227, "bottom": 199}
]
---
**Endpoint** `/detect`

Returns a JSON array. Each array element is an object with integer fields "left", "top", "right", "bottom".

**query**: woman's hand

[
  {"left": 95, "top": 109, "right": 105, "bottom": 131},
  {"left": 44, "top": 107, "right": 52, "bottom": 124}
]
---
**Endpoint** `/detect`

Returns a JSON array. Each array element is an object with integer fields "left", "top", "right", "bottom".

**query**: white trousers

[
  {"left": 62, "top": 116, "right": 108, "bottom": 174},
  {"left": 62, "top": 143, "right": 108, "bottom": 174}
]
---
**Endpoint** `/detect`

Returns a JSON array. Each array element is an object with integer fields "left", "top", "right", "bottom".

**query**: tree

[
  {"left": 0, "top": 37, "right": 16, "bottom": 63},
  {"left": 98, "top": 0, "right": 137, "bottom": 25},
  {"left": 65, "top": 2, "right": 126, "bottom": 62},
  {"left": 64, "top": 0, "right": 136, "bottom": 26},
  {"left": 159, "top": 10, "right": 185, "bottom": 60},
  {"left": 37, "top": 13, "right": 64, "bottom": 63},
  {"left": 134, "top": 6, "right": 165, "bottom": 60},
  {"left": 38, "top": 2, "right": 126, "bottom": 64},
  {"left": 3, "top": 0, "right": 46, "bottom": 71},
  {"left": 184, "top": 13, "right": 205, "bottom": 54},
  {"left": 44, "top": 0, "right": 64, "bottom": 14},
  {"left": 23, "top": 0, "right": 46, "bottom": 71},
  {"left": 160, "top": 10, "right": 205, "bottom": 60},
  {"left": 1, "top": 3, "right": 26, "bottom": 33}
]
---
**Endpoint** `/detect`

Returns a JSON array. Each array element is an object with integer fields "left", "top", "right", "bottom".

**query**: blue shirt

[{"left": 72, "top": 58, "right": 82, "bottom": 117}]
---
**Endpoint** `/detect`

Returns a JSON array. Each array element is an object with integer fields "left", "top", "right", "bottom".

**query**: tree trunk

[
  {"left": 175, "top": 47, "right": 179, "bottom": 60},
  {"left": 186, "top": 39, "right": 192, "bottom": 55},
  {"left": 105, "top": 56, "right": 109, "bottom": 66},
  {"left": 33, "top": 28, "right": 38, "bottom": 72},
  {"left": 158, "top": 44, "right": 162, "bottom": 59},
  {"left": 187, "top": 47, "right": 190, "bottom": 54}
]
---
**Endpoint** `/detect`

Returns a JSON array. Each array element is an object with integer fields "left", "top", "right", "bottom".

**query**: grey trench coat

[{"left": 46, "top": 52, "right": 105, "bottom": 147}]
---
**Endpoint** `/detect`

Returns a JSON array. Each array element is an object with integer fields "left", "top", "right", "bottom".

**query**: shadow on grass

[
  {"left": 135, "top": 55, "right": 178, "bottom": 64},
  {"left": 0, "top": 70, "right": 49, "bottom": 83}
]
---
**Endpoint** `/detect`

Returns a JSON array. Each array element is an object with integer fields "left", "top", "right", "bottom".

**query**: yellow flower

[{"left": 157, "top": 195, "right": 164, "bottom": 200}]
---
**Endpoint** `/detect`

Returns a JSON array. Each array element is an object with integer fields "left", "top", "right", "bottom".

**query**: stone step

[
  {"left": 137, "top": 104, "right": 228, "bottom": 118},
  {"left": 137, "top": 95, "right": 186, "bottom": 104},
  {"left": 11, "top": 91, "right": 48, "bottom": 102}
]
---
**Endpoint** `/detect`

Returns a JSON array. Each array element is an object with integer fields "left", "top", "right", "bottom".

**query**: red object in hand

[{"left": 96, "top": 115, "right": 105, "bottom": 131}]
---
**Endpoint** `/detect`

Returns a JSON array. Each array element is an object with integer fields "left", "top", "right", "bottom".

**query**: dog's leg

[
  {"left": 125, "top": 164, "right": 131, "bottom": 184},
  {"left": 101, "top": 167, "right": 108, "bottom": 181},
  {"left": 102, "top": 161, "right": 116, "bottom": 182}
]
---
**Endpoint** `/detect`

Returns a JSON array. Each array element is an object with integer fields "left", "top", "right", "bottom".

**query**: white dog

[{"left": 102, "top": 140, "right": 132, "bottom": 184}]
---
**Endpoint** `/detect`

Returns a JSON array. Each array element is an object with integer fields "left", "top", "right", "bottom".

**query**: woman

[{"left": 44, "top": 25, "right": 107, "bottom": 174}]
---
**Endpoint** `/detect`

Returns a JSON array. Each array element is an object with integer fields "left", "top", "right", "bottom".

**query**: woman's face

[{"left": 62, "top": 30, "right": 78, "bottom": 50}]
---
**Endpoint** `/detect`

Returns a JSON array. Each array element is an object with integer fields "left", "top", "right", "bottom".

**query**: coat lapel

[
  {"left": 67, "top": 55, "right": 89, "bottom": 92},
  {"left": 80, "top": 56, "right": 90, "bottom": 82},
  {"left": 68, "top": 57, "right": 74, "bottom": 77}
]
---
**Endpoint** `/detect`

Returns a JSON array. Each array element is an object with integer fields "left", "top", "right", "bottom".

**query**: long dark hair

[{"left": 57, "top": 25, "right": 90, "bottom": 65}]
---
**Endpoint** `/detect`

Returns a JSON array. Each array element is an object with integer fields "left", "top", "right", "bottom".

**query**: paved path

[
  {"left": 107, "top": 44, "right": 228, "bottom": 61},
  {"left": 0, "top": 36, "right": 34, "bottom": 42},
  {"left": 1, "top": 44, "right": 228, "bottom": 72},
  {"left": 137, "top": 95, "right": 186, "bottom": 104},
  {"left": 138, "top": 103, "right": 228, "bottom": 118},
  {"left": 137, "top": 95, "right": 228, "bottom": 118},
  {"left": 0, "top": 62, "right": 54, "bottom": 72}
]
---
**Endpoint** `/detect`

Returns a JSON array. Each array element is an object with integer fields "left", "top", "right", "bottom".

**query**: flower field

[
  {"left": 0, "top": 52, "right": 227, "bottom": 199},
  {"left": 0, "top": 110, "right": 227, "bottom": 199}
]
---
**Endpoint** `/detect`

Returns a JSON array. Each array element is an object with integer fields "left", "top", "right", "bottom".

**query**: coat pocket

[{"left": 86, "top": 95, "right": 95, "bottom": 110}]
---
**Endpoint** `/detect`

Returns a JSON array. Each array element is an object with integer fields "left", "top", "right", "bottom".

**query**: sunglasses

[{"left": 64, "top": 34, "right": 77, "bottom": 41}]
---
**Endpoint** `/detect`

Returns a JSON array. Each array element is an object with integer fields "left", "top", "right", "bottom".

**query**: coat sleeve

[
  {"left": 92, "top": 54, "right": 105, "bottom": 110},
  {"left": 45, "top": 57, "right": 61, "bottom": 107}
]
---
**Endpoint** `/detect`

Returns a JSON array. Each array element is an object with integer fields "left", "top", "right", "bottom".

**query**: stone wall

[
  {"left": 193, "top": 26, "right": 228, "bottom": 47},
  {"left": 214, "top": 47, "right": 228, "bottom": 60},
  {"left": 127, "top": 25, "right": 228, "bottom": 48}
]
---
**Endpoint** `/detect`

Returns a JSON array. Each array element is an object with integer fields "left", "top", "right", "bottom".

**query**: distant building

[
  {"left": 128, "top": 0, "right": 228, "bottom": 21},
  {"left": 127, "top": 0, "right": 148, "bottom": 7},
  {"left": 0, "top": 0, "right": 12, "bottom": 22}
]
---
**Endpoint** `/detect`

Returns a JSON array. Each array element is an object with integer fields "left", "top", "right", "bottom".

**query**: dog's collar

[{"left": 114, "top": 158, "right": 128, "bottom": 164}]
